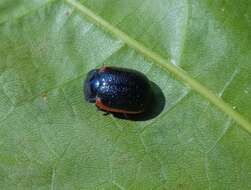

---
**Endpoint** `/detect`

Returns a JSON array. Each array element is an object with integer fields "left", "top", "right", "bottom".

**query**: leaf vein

[
  {"left": 65, "top": 0, "right": 251, "bottom": 134},
  {"left": 204, "top": 155, "right": 211, "bottom": 190},
  {"left": 140, "top": 90, "right": 191, "bottom": 133},
  {"left": 206, "top": 118, "right": 232, "bottom": 154},
  {"left": 219, "top": 65, "right": 240, "bottom": 97}
]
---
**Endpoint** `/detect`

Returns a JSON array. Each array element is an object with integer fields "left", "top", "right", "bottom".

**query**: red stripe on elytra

[
  {"left": 99, "top": 66, "right": 107, "bottom": 72},
  {"left": 95, "top": 98, "right": 143, "bottom": 114}
]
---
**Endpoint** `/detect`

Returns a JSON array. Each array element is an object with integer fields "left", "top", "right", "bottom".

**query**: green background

[{"left": 0, "top": 0, "right": 251, "bottom": 189}]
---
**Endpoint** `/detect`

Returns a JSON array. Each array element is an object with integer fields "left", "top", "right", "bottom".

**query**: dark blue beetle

[{"left": 84, "top": 66, "right": 153, "bottom": 114}]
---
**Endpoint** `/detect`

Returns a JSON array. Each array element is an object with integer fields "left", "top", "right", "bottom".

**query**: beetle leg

[
  {"left": 123, "top": 113, "right": 129, "bottom": 119},
  {"left": 96, "top": 103, "right": 110, "bottom": 115},
  {"left": 96, "top": 105, "right": 101, "bottom": 111},
  {"left": 103, "top": 112, "right": 110, "bottom": 116}
]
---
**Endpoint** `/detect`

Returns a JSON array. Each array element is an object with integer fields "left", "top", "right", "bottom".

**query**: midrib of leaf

[{"left": 65, "top": 0, "right": 251, "bottom": 134}]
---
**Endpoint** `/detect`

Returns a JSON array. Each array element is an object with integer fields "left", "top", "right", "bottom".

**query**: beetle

[{"left": 84, "top": 66, "right": 153, "bottom": 114}]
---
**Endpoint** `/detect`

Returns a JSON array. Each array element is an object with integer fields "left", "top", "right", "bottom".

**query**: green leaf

[{"left": 0, "top": 0, "right": 251, "bottom": 189}]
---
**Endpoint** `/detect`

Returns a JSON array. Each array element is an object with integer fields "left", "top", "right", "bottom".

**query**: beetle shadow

[{"left": 112, "top": 82, "right": 166, "bottom": 121}]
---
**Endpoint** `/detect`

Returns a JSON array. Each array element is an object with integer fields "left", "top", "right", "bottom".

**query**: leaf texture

[{"left": 0, "top": 0, "right": 251, "bottom": 189}]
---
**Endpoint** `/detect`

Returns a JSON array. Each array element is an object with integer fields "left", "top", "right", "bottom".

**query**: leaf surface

[{"left": 0, "top": 0, "right": 251, "bottom": 189}]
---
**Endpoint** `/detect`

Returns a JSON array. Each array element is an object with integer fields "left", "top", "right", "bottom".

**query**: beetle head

[{"left": 84, "top": 69, "right": 100, "bottom": 102}]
